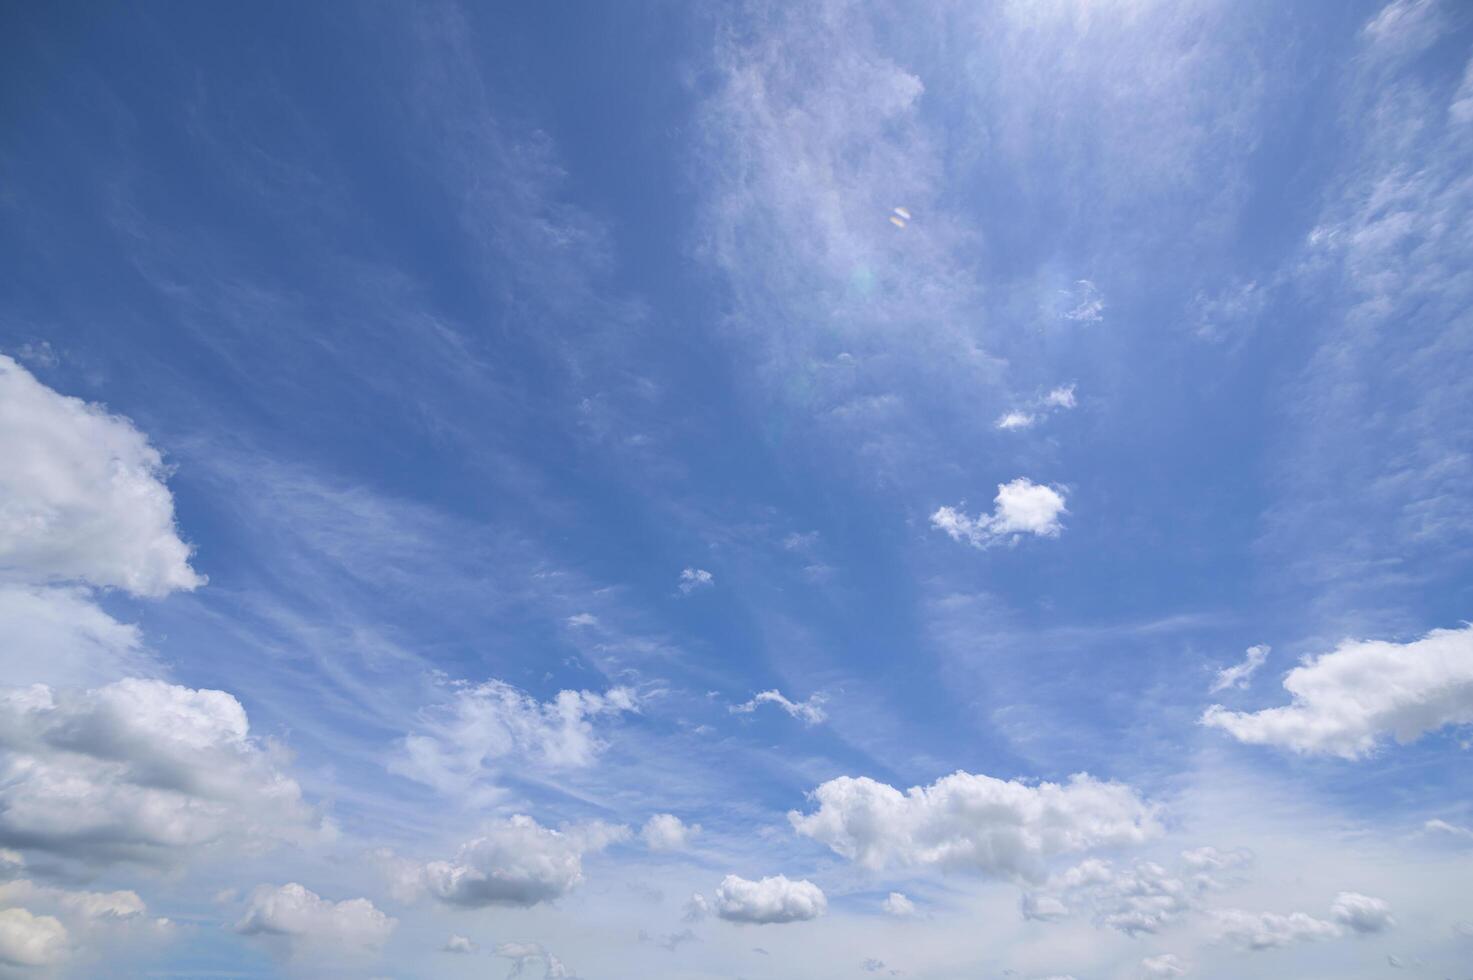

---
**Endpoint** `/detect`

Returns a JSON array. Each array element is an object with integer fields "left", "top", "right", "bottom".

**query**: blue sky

[{"left": 1, "top": 1, "right": 1471, "bottom": 977}]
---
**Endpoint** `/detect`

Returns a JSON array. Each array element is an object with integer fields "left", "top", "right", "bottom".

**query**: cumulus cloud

[
  {"left": 1027, "top": 858, "right": 1211, "bottom": 936},
  {"left": 641, "top": 813, "right": 699, "bottom": 852},
  {"left": 236, "top": 883, "right": 395, "bottom": 955},
  {"left": 0, "top": 878, "right": 172, "bottom": 966},
  {"left": 882, "top": 891, "right": 916, "bottom": 917},
  {"left": 712, "top": 874, "right": 826, "bottom": 924},
  {"left": 790, "top": 770, "right": 1159, "bottom": 881},
  {"left": 0, "top": 585, "right": 152, "bottom": 688},
  {"left": 405, "top": 815, "right": 628, "bottom": 908},
  {"left": 393, "top": 679, "right": 637, "bottom": 800},
  {"left": 0, "top": 355, "right": 203, "bottom": 598},
  {"left": 1140, "top": 953, "right": 1187, "bottom": 977},
  {"left": 0, "top": 678, "right": 322, "bottom": 867},
  {"left": 1330, "top": 891, "right": 1394, "bottom": 934},
  {"left": 730, "top": 689, "right": 827, "bottom": 725},
  {"left": 678, "top": 567, "right": 714, "bottom": 594},
  {"left": 1210, "top": 908, "right": 1341, "bottom": 951},
  {"left": 931, "top": 479, "right": 1067, "bottom": 549},
  {"left": 0, "top": 906, "right": 67, "bottom": 968},
  {"left": 442, "top": 933, "right": 477, "bottom": 954},
  {"left": 1209, "top": 645, "right": 1268, "bottom": 693},
  {"left": 1201, "top": 623, "right": 1473, "bottom": 758}
]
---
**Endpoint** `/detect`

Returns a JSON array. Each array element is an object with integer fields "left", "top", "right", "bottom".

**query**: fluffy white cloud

[
  {"left": 712, "top": 874, "right": 826, "bottom": 924},
  {"left": 0, "top": 907, "right": 67, "bottom": 968},
  {"left": 730, "top": 689, "right": 827, "bottom": 724},
  {"left": 1201, "top": 624, "right": 1473, "bottom": 758},
  {"left": 442, "top": 933, "right": 476, "bottom": 954},
  {"left": 495, "top": 940, "right": 572, "bottom": 978},
  {"left": 0, "top": 878, "right": 171, "bottom": 966},
  {"left": 790, "top": 771, "right": 1159, "bottom": 881},
  {"left": 996, "top": 387, "right": 1077, "bottom": 431},
  {"left": 0, "top": 678, "right": 323, "bottom": 866},
  {"left": 236, "top": 883, "right": 395, "bottom": 954},
  {"left": 1210, "top": 908, "right": 1341, "bottom": 951},
  {"left": 0, "top": 355, "right": 203, "bottom": 598},
  {"left": 1140, "top": 953, "right": 1187, "bottom": 977},
  {"left": 882, "top": 891, "right": 916, "bottom": 917},
  {"left": 408, "top": 815, "right": 628, "bottom": 908},
  {"left": 641, "top": 813, "right": 699, "bottom": 852},
  {"left": 1043, "top": 386, "right": 1077, "bottom": 409},
  {"left": 931, "top": 479, "right": 1067, "bottom": 549},
  {"left": 1027, "top": 858, "right": 1207, "bottom": 936},
  {"left": 678, "top": 567, "right": 714, "bottom": 594},
  {"left": 393, "top": 679, "right": 637, "bottom": 800},
  {"left": 996, "top": 411, "right": 1035, "bottom": 431},
  {"left": 1330, "top": 891, "right": 1394, "bottom": 934},
  {"left": 1209, "top": 645, "right": 1268, "bottom": 693}
]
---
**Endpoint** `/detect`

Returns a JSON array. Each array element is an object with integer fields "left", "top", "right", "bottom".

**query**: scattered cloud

[
  {"left": 882, "top": 891, "right": 916, "bottom": 917},
  {"left": 641, "top": 813, "right": 699, "bottom": 852},
  {"left": 712, "top": 874, "right": 826, "bottom": 924},
  {"left": 1330, "top": 891, "right": 1394, "bottom": 934},
  {"left": 442, "top": 933, "right": 476, "bottom": 954},
  {"left": 730, "top": 689, "right": 828, "bottom": 725},
  {"left": 1202, "top": 624, "right": 1473, "bottom": 758},
  {"left": 1209, "top": 645, "right": 1269, "bottom": 693},
  {"left": 1140, "top": 953, "right": 1187, "bottom": 977},
  {"left": 995, "top": 386, "right": 1077, "bottom": 432},
  {"left": 1210, "top": 908, "right": 1341, "bottom": 951},
  {"left": 678, "top": 567, "right": 714, "bottom": 594},
  {"left": 236, "top": 883, "right": 395, "bottom": 955},
  {"left": 494, "top": 940, "right": 573, "bottom": 979},
  {"left": 790, "top": 770, "right": 1159, "bottom": 881},
  {"left": 1061, "top": 280, "right": 1104, "bottom": 323},
  {"left": 931, "top": 479, "right": 1068, "bottom": 549}
]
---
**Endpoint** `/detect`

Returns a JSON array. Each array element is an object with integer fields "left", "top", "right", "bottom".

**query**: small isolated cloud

[
  {"left": 1330, "top": 892, "right": 1394, "bottom": 934},
  {"left": 1424, "top": 818, "right": 1473, "bottom": 840},
  {"left": 393, "top": 679, "right": 637, "bottom": 800},
  {"left": 882, "top": 892, "right": 916, "bottom": 917},
  {"left": 0, "top": 354, "right": 203, "bottom": 598},
  {"left": 566, "top": 613, "right": 599, "bottom": 628},
  {"left": 1201, "top": 623, "right": 1473, "bottom": 758},
  {"left": 931, "top": 479, "right": 1067, "bottom": 549},
  {"left": 0, "top": 907, "right": 67, "bottom": 968},
  {"left": 713, "top": 874, "right": 826, "bottom": 924},
  {"left": 404, "top": 815, "right": 628, "bottom": 909},
  {"left": 1210, "top": 645, "right": 1269, "bottom": 693},
  {"left": 236, "top": 883, "right": 395, "bottom": 955},
  {"left": 642, "top": 813, "right": 699, "bottom": 852},
  {"left": 1141, "top": 953, "right": 1187, "bottom": 977},
  {"left": 1062, "top": 280, "right": 1104, "bottom": 323},
  {"left": 790, "top": 771, "right": 1159, "bottom": 881},
  {"left": 495, "top": 940, "right": 573, "bottom": 979},
  {"left": 678, "top": 568, "right": 714, "bottom": 594},
  {"left": 442, "top": 934, "right": 476, "bottom": 954},
  {"left": 731, "top": 689, "right": 827, "bottom": 725},
  {"left": 1210, "top": 908, "right": 1340, "bottom": 951},
  {"left": 996, "top": 386, "right": 1077, "bottom": 432}
]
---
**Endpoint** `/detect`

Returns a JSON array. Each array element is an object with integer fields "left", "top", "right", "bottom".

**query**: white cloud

[
  {"left": 0, "top": 355, "right": 203, "bottom": 598},
  {"left": 882, "top": 891, "right": 916, "bottom": 917},
  {"left": 1061, "top": 280, "right": 1104, "bottom": 323},
  {"left": 790, "top": 770, "right": 1159, "bottom": 881},
  {"left": 1043, "top": 386, "right": 1077, "bottom": 409},
  {"left": 678, "top": 567, "right": 714, "bottom": 594},
  {"left": 997, "top": 386, "right": 1077, "bottom": 432},
  {"left": 641, "top": 813, "right": 699, "bottom": 852},
  {"left": 1330, "top": 891, "right": 1394, "bottom": 934},
  {"left": 1424, "top": 818, "right": 1473, "bottom": 840},
  {"left": 1201, "top": 624, "right": 1473, "bottom": 758},
  {"left": 1140, "top": 953, "right": 1187, "bottom": 977},
  {"left": 565, "top": 612, "right": 598, "bottom": 628},
  {"left": 730, "top": 689, "right": 827, "bottom": 725},
  {"left": 495, "top": 940, "right": 572, "bottom": 978},
  {"left": 393, "top": 679, "right": 637, "bottom": 800},
  {"left": 682, "top": 893, "right": 711, "bottom": 923},
  {"left": 408, "top": 815, "right": 628, "bottom": 908},
  {"left": 931, "top": 479, "right": 1067, "bottom": 549},
  {"left": 0, "top": 678, "right": 323, "bottom": 867},
  {"left": 0, "top": 907, "right": 67, "bottom": 968},
  {"left": 1210, "top": 908, "right": 1341, "bottom": 951},
  {"left": 0, "top": 585, "right": 152, "bottom": 688},
  {"left": 1209, "top": 645, "right": 1269, "bottom": 693},
  {"left": 442, "top": 934, "right": 476, "bottom": 954},
  {"left": 712, "top": 874, "right": 826, "bottom": 924},
  {"left": 995, "top": 411, "right": 1036, "bottom": 431},
  {"left": 236, "top": 883, "right": 395, "bottom": 954}
]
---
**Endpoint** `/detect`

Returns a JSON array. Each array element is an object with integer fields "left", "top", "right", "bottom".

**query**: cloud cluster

[
  {"left": 730, "top": 689, "right": 827, "bottom": 725},
  {"left": 712, "top": 874, "right": 827, "bottom": 924},
  {"left": 931, "top": 479, "right": 1068, "bottom": 549},
  {"left": 236, "top": 883, "right": 395, "bottom": 955},
  {"left": 394, "top": 680, "right": 637, "bottom": 799},
  {"left": 996, "top": 386, "right": 1077, "bottom": 432},
  {"left": 0, "top": 678, "right": 322, "bottom": 867},
  {"left": 790, "top": 770, "right": 1159, "bottom": 881},
  {"left": 1202, "top": 624, "right": 1473, "bottom": 757},
  {"left": 402, "top": 815, "right": 628, "bottom": 909},
  {"left": 1211, "top": 891, "right": 1393, "bottom": 951}
]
